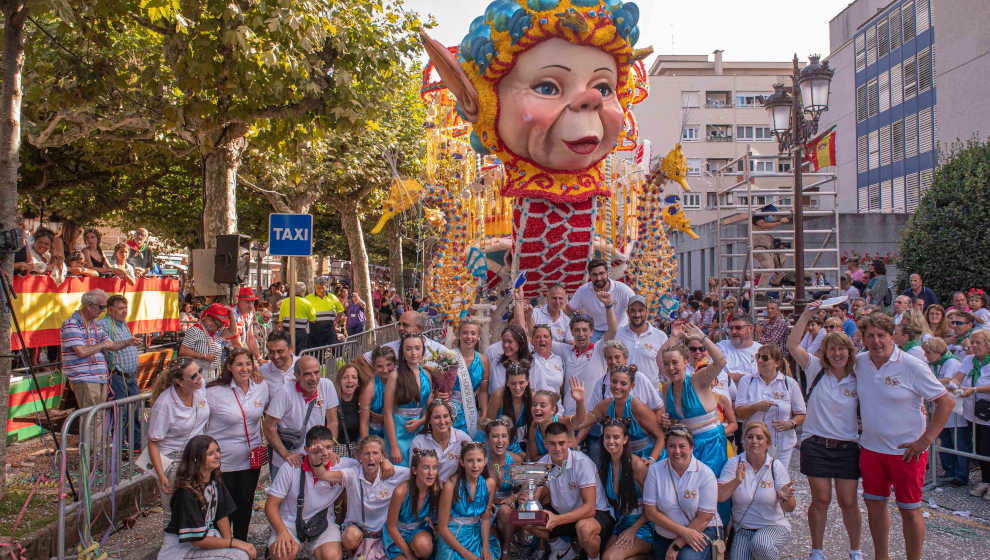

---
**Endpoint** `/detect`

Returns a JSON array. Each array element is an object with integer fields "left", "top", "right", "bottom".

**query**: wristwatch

[{"left": 671, "top": 544, "right": 682, "bottom": 552}]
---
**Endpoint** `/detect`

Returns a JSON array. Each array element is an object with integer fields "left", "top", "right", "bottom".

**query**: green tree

[
  {"left": 897, "top": 138, "right": 990, "bottom": 301},
  {"left": 23, "top": 0, "right": 422, "bottom": 247}
]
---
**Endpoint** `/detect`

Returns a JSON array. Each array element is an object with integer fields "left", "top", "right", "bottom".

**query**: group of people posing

[{"left": 144, "top": 258, "right": 981, "bottom": 560}]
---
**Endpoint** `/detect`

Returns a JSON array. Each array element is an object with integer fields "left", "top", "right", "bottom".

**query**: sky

[{"left": 403, "top": 0, "right": 852, "bottom": 65}]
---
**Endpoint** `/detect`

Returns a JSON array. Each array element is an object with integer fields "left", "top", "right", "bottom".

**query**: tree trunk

[
  {"left": 340, "top": 199, "right": 376, "bottom": 330},
  {"left": 317, "top": 254, "right": 326, "bottom": 279},
  {"left": 0, "top": 0, "right": 27, "bottom": 500},
  {"left": 388, "top": 217, "right": 404, "bottom": 295},
  {"left": 296, "top": 257, "right": 314, "bottom": 295},
  {"left": 201, "top": 136, "right": 247, "bottom": 248}
]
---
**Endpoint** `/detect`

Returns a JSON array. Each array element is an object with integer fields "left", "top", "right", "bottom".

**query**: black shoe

[{"left": 949, "top": 479, "right": 968, "bottom": 487}]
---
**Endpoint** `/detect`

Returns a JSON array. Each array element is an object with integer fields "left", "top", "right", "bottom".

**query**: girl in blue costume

[
  {"left": 572, "top": 365, "right": 664, "bottom": 461},
  {"left": 360, "top": 345, "right": 396, "bottom": 438},
  {"left": 659, "top": 321, "right": 731, "bottom": 522},
  {"left": 437, "top": 442, "right": 501, "bottom": 560},
  {"left": 385, "top": 334, "right": 433, "bottom": 466},
  {"left": 484, "top": 417, "right": 523, "bottom": 550},
  {"left": 452, "top": 319, "right": 489, "bottom": 435},
  {"left": 385, "top": 448, "right": 441, "bottom": 560},
  {"left": 526, "top": 383, "right": 587, "bottom": 460},
  {"left": 485, "top": 361, "right": 532, "bottom": 454},
  {"left": 599, "top": 418, "right": 655, "bottom": 559}
]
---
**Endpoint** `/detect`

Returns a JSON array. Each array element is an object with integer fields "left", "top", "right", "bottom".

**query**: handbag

[
  {"left": 277, "top": 393, "right": 319, "bottom": 451},
  {"left": 232, "top": 387, "right": 269, "bottom": 469},
  {"left": 296, "top": 467, "right": 331, "bottom": 542},
  {"left": 975, "top": 399, "right": 990, "bottom": 422},
  {"left": 333, "top": 406, "right": 356, "bottom": 458}
]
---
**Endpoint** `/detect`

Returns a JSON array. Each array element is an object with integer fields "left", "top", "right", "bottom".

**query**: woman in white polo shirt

[
  {"left": 735, "top": 344, "right": 806, "bottom": 470},
  {"left": 923, "top": 337, "right": 969, "bottom": 488},
  {"left": 529, "top": 325, "right": 565, "bottom": 393},
  {"left": 787, "top": 303, "right": 863, "bottom": 560},
  {"left": 718, "top": 422, "right": 795, "bottom": 560},
  {"left": 145, "top": 357, "right": 209, "bottom": 514},
  {"left": 953, "top": 330, "right": 990, "bottom": 499},
  {"left": 410, "top": 399, "right": 471, "bottom": 483},
  {"left": 205, "top": 348, "right": 270, "bottom": 541},
  {"left": 643, "top": 425, "right": 721, "bottom": 559},
  {"left": 339, "top": 436, "right": 409, "bottom": 557}
]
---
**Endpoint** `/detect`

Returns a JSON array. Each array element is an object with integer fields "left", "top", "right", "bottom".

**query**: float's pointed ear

[{"left": 420, "top": 28, "right": 480, "bottom": 123}]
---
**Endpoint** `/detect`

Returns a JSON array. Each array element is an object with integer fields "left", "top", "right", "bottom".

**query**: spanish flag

[
  {"left": 805, "top": 126, "right": 837, "bottom": 171},
  {"left": 10, "top": 276, "right": 181, "bottom": 350}
]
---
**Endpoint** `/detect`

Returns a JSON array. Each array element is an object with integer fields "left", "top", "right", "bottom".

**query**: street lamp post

[{"left": 763, "top": 54, "right": 833, "bottom": 316}]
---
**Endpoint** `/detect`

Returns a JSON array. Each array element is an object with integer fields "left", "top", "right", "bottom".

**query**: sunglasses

[
  {"left": 687, "top": 346, "right": 706, "bottom": 352},
  {"left": 757, "top": 354, "right": 774, "bottom": 361},
  {"left": 825, "top": 325, "right": 839, "bottom": 330},
  {"left": 91, "top": 303, "right": 108, "bottom": 310},
  {"left": 951, "top": 321, "right": 968, "bottom": 326}
]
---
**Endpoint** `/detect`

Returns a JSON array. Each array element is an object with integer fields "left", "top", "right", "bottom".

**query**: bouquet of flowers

[{"left": 432, "top": 350, "right": 460, "bottom": 395}]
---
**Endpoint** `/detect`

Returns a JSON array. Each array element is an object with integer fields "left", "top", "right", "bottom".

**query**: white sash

[{"left": 455, "top": 354, "right": 478, "bottom": 435}]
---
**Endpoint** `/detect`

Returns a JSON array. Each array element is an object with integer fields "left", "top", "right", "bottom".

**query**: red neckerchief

[
  {"left": 295, "top": 382, "right": 318, "bottom": 403},
  {"left": 301, "top": 455, "right": 335, "bottom": 483},
  {"left": 193, "top": 322, "right": 218, "bottom": 342},
  {"left": 573, "top": 342, "right": 594, "bottom": 357}
]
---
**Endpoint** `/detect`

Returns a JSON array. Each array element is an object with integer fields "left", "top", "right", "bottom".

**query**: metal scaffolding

[{"left": 714, "top": 149, "right": 842, "bottom": 317}]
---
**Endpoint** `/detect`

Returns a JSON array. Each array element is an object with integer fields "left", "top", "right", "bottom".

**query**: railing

[
  {"left": 300, "top": 321, "right": 448, "bottom": 378},
  {"left": 57, "top": 392, "right": 152, "bottom": 560}
]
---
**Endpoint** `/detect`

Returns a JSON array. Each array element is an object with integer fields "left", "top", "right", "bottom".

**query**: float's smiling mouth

[{"left": 564, "top": 136, "right": 600, "bottom": 155}]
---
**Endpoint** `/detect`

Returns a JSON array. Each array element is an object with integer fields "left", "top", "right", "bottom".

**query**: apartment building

[{"left": 633, "top": 51, "right": 795, "bottom": 225}]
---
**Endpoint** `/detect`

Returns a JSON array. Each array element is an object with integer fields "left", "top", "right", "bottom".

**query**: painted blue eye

[
  {"left": 533, "top": 81, "right": 559, "bottom": 95},
  {"left": 594, "top": 83, "right": 614, "bottom": 98}
]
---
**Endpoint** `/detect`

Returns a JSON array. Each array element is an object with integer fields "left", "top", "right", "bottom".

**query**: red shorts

[{"left": 859, "top": 446, "right": 927, "bottom": 508}]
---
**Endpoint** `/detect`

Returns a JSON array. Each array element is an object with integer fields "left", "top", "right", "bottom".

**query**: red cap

[
  {"left": 201, "top": 303, "right": 231, "bottom": 326},
  {"left": 237, "top": 286, "right": 258, "bottom": 301}
]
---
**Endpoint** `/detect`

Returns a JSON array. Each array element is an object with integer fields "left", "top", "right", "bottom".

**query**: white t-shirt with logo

[
  {"left": 856, "top": 348, "right": 948, "bottom": 454},
  {"left": 735, "top": 373, "right": 806, "bottom": 454},
  {"left": 643, "top": 457, "right": 720, "bottom": 539},
  {"left": 538, "top": 449, "right": 611, "bottom": 513},
  {"left": 205, "top": 380, "right": 270, "bottom": 471},
  {"left": 933, "top": 356, "right": 966, "bottom": 429},
  {"left": 530, "top": 351, "right": 565, "bottom": 393},
  {"left": 616, "top": 325, "right": 668, "bottom": 389},
  {"left": 560, "top": 343, "right": 607, "bottom": 416},
  {"left": 266, "top": 378, "right": 340, "bottom": 469},
  {"left": 568, "top": 280, "right": 635, "bottom": 332},
  {"left": 532, "top": 305, "right": 573, "bottom": 344},
  {"left": 268, "top": 460, "right": 348, "bottom": 530},
  {"left": 260, "top": 357, "right": 298, "bottom": 393},
  {"left": 410, "top": 429, "right": 471, "bottom": 483},
  {"left": 148, "top": 386, "right": 210, "bottom": 456},
  {"left": 716, "top": 340, "right": 762, "bottom": 379},
  {"left": 718, "top": 454, "right": 790, "bottom": 530},
  {"left": 800, "top": 356, "right": 859, "bottom": 442},
  {"left": 340, "top": 464, "right": 410, "bottom": 532}
]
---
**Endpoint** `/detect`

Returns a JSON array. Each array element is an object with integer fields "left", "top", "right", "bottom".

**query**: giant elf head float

[{"left": 421, "top": 0, "right": 646, "bottom": 204}]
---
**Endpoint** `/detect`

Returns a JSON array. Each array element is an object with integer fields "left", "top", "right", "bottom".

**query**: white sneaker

[
  {"left": 983, "top": 487, "right": 990, "bottom": 501},
  {"left": 809, "top": 550, "right": 826, "bottom": 560},
  {"left": 849, "top": 551, "right": 864, "bottom": 560},
  {"left": 555, "top": 546, "right": 577, "bottom": 560},
  {"left": 969, "top": 482, "right": 989, "bottom": 497}
]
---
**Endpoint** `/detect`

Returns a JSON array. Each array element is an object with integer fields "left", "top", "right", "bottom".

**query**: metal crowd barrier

[
  {"left": 923, "top": 408, "right": 988, "bottom": 491},
  {"left": 56, "top": 393, "right": 152, "bottom": 560},
  {"left": 300, "top": 322, "right": 401, "bottom": 378}
]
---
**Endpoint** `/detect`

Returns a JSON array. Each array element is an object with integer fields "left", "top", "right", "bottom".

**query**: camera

[{"left": 0, "top": 228, "right": 22, "bottom": 253}]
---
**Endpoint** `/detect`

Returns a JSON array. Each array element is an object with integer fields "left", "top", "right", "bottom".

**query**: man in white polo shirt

[
  {"left": 565, "top": 258, "right": 634, "bottom": 342},
  {"left": 560, "top": 294, "right": 617, "bottom": 417},
  {"left": 259, "top": 330, "right": 297, "bottom": 391},
  {"left": 856, "top": 313, "right": 953, "bottom": 560},
  {"left": 533, "top": 422, "right": 614, "bottom": 560},
  {"left": 616, "top": 295, "right": 668, "bottom": 389},
  {"left": 265, "top": 426, "right": 350, "bottom": 560},
  {"left": 716, "top": 315, "right": 761, "bottom": 397},
  {"left": 532, "top": 283, "right": 573, "bottom": 344},
  {"left": 360, "top": 310, "right": 452, "bottom": 369},
  {"left": 263, "top": 355, "right": 340, "bottom": 480}
]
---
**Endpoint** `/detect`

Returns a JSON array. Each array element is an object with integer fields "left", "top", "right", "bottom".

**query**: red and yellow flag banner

[
  {"left": 10, "top": 276, "right": 180, "bottom": 350},
  {"left": 805, "top": 126, "right": 837, "bottom": 172}
]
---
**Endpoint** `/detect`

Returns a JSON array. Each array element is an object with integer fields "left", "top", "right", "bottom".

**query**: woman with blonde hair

[
  {"left": 925, "top": 304, "right": 949, "bottom": 339},
  {"left": 735, "top": 343, "right": 806, "bottom": 470},
  {"left": 786, "top": 302, "right": 863, "bottom": 560},
  {"left": 951, "top": 330, "right": 990, "bottom": 499},
  {"left": 923, "top": 337, "right": 969, "bottom": 487},
  {"left": 902, "top": 308, "right": 932, "bottom": 341}
]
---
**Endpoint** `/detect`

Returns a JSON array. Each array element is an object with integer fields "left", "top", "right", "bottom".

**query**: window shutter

[
  {"left": 879, "top": 71, "right": 890, "bottom": 113},
  {"left": 878, "top": 19, "right": 889, "bottom": 58},
  {"left": 866, "top": 26, "right": 877, "bottom": 66},
  {"left": 920, "top": 168, "right": 934, "bottom": 197},
  {"left": 857, "top": 134, "right": 869, "bottom": 173},
  {"left": 892, "top": 120, "right": 905, "bottom": 162},
  {"left": 889, "top": 11, "right": 902, "bottom": 50},
  {"left": 868, "top": 79, "right": 879, "bottom": 116},
  {"left": 880, "top": 124, "right": 892, "bottom": 166},
  {"left": 905, "top": 113, "right": 918, "bottom": 158},
  {"left": 906, "top": 172, "right": 920, "bottom": 211},
  {"left": 919, "top": 107, "right": 933, "bottom": 154},
  {"left": 903, "top": 56, "right": 917, "bottom": 99},
  {"left": 918, "top": 48, "right": 932, "bottom": 92},
  {"left": 893, "top": 175, "right": 906, "bottom": 212},
  {"left": 856, "top": 34, "right": 866, "bottom": 72},
  {"left": 869, "top": 130, "right": 880, "bottom": 169},
  {"left": 856, "top": 85, "right": 868, "bottom": 121},
  {"left": 902, "top": 1, "right": 916, "bottom": 43},
  {"left": 868, "top": 183, "right": 881, "bottom": 212},
  {"left": 916, "top": 0, "right": 930, "bottom": 34},
  {"left": 858, "top": 186, "right": 868, "bottom": 213},
  {"left": 881, "top": 180, "right": 893, "bottom": 212}
]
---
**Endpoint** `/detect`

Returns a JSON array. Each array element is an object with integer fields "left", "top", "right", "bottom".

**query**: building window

[
  {"left": 705, "top": 159, "right": 729, "bottom": 173},
  {"left": 735, "top": 92, "right": 769, "bottom": 108},
  {"left": 868, "top": 79, "right": 879, "bottom": 116},
  {"left": 682, "top": 193, "right": 701, "bottom": 208},
  {"left": 889, "top": 10, "right": 901, "bottom": 50},
  {"left": 682, "top": 125, "right": 700, "bottom": 141},
  {"left": 916, "top": 0, "right": 929, "bottom": 34},
  {"left": 919, "top": 107, "right": 933, "bottom": 153},
  {"left": 777, "top": 160, "right": 792, "bottom": 173},
  {"left": 856, "top": 85, "right": 868, "bottom": 121},
  {"left": 881, "top": 179, "right": 893, "bottom": 212},
  {"left": 878, "top": 18, "right": 889, "bottom": 58},
  {"left": 858, "top": 186, "right": 868, "bottom": 212},
  {"left": 686, "top": 158, "right": 703, "bottom": 176},
  {"left": 879, "top": 70, "right": 890, "bottom": 113},
  {"left": 855, "top": 33, "right": 866, "bottom": 72},
  {"left": 681, "top": 91, "right": 700, "bottom": 108},
  {"left": 893, "top": 175, "right": 906, "bottom": 212},
  {"left": 902, "top": 1, "right": 916, "bottom": 43},
  {"left": 891, "top": 63, "right": 903, "bottom": 106},
  {"left": 869, "top": 130, "right": 879, "bottom": 169},
  {"left": 706, "top": 192, "right": 719, "bottom": 208},
  {"left": 735, "top": 125, "right": 772, "bottom": 141},
  {"left": 892, "top": 119, "right": 905, "bottom": 161},
  {"left": 918, "top": 47, "right": 932, "bottom": 92},
  {"left": 906, "top": 171, "right": 920, "bottom": 211},
  {"left": 706, "top": 124, "right": 732, "bottom": 142},
  {"left": 857, "top": 134, "right": 868, "bottom": 173},
  {"left": 751, "top": 160, "right": 774, "bottom": 174},
  {"left": 880, "top": 124, "right": 891, "bottom": 166},
  {"left": 705, "top": 91, "right": 731, "bottom": 108},
  {"left": 905, "top": 112, "right": 919, "bottom": 158},
  {"left": 866, "top": 25, "right": 876, "bottom": 66},
  {"left": 903, "top": 55, "right": 917, "bottom": 99},
  {"left": 868, "top": 183, "right": 881, "bottom": 212}
]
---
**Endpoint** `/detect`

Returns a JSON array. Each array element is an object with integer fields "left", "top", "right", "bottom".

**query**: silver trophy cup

[{"left": 508, "top": 462, "right": 555, "bottom": 526}]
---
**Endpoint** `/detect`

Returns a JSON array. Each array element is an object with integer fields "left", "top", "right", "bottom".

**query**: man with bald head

[
  {"left": 361, "top": 310, "right": 452, "bottom": 367},
  {"left": 901, "top": 273, "right": 938, "bottom": 311},
  {"left": 263, "top": 354, "right": 340, "bottom": 480}
]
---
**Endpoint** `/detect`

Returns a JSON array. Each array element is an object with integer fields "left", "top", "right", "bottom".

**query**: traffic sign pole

[{"left": 288, "top": 257, "right": 296, "bottom": 351}]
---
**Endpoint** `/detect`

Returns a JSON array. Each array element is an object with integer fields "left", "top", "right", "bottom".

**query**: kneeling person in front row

[
  {"left": 266, "top": 426, "right": 348, "bottom": 560},
  {"left": 530, "top": 422, "right": 615, "bottom": 560}
]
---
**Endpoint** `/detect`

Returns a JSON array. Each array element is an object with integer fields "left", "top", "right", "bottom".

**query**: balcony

[
  {"left": 706, "top": 125, "right": 733, "bottom": 142},
  {"left": 705, "top": 91, "right": 732, "bottom": 108}
]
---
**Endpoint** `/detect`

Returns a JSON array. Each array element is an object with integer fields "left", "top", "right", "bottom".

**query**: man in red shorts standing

[{"left": 856, "top": 313, "right": 954, "bottom": 560}]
